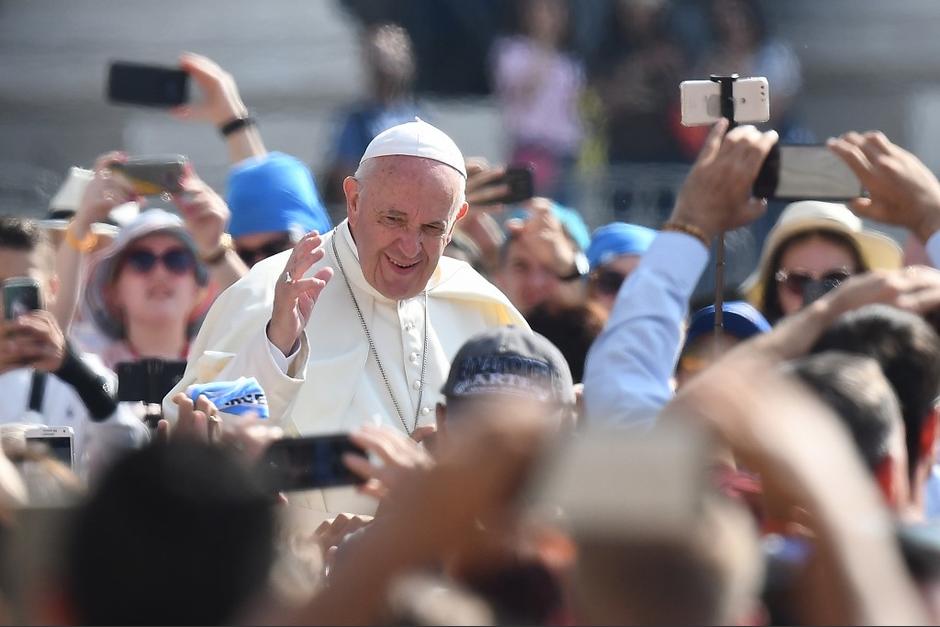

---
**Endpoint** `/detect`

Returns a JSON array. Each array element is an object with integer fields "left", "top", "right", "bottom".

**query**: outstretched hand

[
  {"left": 671, "top": 119, "right": 778, "bottom": 242},
  {"left": 172, "top": 53, "right": 248, "bottom": 127},
  {"left": 267, "top": 232, "right": 334, "bottom": 356},
  {"left": 828, "top": 130, "right": 940, "bottom": 243}
]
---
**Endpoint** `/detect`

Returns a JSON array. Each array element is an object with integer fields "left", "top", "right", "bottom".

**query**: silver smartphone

[
  {"left": 24, "top": 426, "right": 75, "bottom": 469},
  {"left": 753, "top": 144, "right": 864, "bottom": 200},
  {"left": 680, "top": 77, "right": 770, "bottom": 126}
]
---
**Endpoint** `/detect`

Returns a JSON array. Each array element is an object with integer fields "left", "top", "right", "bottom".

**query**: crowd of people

[{"left": 5, "top": 1, "right": 940, "bottom": 624}]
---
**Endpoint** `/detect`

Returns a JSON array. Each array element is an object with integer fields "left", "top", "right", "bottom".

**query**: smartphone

[
  {"left": 753, "top": 144, "right": 863, "bottom": 200},
  {"left": 2, "top": 277, "right": 43, "bottom": 320},
  {"left": 25, "top": 426, "right": 75, "bottom": 469},
  {"left": 116, "top": 359, "right": 187, "bottom": 405},
  {"left": 258, "top": 434, "right": 367, "bottom": 492},
  {"left": 524, "top": 423, "right": 710, "bottom": 539},
  {"left": 110, "top": 155, "right": 188, "bottom": 196},
  {"left": 477, "top": 166, "right": 535, "bottom": 206},
  {"left": 680, "top": 77, "right": 770, "bottom": 126},
  {"left": 107, "top": 61, "right": 189, "bottom": 108}
]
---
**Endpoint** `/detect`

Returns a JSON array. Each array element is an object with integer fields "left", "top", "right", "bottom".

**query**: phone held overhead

[
  {"left": 680, "top": 75, "right": 862, "bottom": 201},
  {"left": 107, "top": 61, "right": 190, "bottom": 108},
  {"left": 257, "top": 434, "right": 367, "bottom": 492},
  {"left": 110, "top": 155, "right": 189, "bottom": 196}
]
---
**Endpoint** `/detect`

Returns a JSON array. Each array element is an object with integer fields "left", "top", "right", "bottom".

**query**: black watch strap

[{"left": 219, "top": 115, "right": 256, "bottom": 137}]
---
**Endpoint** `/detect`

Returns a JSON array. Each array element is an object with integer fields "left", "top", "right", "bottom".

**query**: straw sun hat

[{"left": 742, "top": 201, "right": 902, "bottom": 307}]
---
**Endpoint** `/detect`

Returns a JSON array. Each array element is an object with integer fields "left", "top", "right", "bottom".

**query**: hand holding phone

[
  {"left": 25, "top": 426, "right": 75, "bottom": 469},
  {"left": 110, "top": 155, "right": 189, "bottom": 196},
  {"left": 467, "top": 166, "right": 535, "bottom": 207},
  {"left": 107, "top": 61, "right": 190, "bottom": 108},
  {"left": 257, "top": 434, "right": 367, "bottom": 492},
  {"left": 2, "top": 278, "right": 42, "bottom": 320}
]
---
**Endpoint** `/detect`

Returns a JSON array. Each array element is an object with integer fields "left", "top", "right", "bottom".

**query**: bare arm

[
  {"left": 665, "top": 347, "right": 928, "bottom": 625},
  {"left": 173, "top": 53, "right": 267, "bottom": 165},
  {"left": 52, "top": 153, "right": 136, "bottom": 331}
]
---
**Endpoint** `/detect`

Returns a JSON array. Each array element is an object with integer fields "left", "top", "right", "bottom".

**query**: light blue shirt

[{"left": 583, "top": 231, "right": 709, "bottom": 427}]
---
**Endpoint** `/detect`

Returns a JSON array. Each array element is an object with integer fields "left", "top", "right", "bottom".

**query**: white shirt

[
  {"left": 583, "top": 232, "right": 709, "bottom": 428},
  {"left": 0, "top": 355, "right": 149, "bottom": 479}
]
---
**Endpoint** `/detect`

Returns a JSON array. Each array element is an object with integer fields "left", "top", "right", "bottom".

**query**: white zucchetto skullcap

[{"left": 360, "top": 117, "right": 467, "bottom": 178}]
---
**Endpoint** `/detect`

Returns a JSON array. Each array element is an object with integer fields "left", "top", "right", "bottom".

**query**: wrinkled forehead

[{"left": 358, "top": 155, "right": 463, "bottom": 220}]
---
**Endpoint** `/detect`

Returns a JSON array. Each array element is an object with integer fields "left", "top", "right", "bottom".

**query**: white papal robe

[{"left": 164, "top": 220, "right": 527, "bottom": 518}]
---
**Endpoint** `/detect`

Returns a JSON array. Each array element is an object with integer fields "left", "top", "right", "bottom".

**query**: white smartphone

[
  {"left": 680, "top": 77, "right": 770, "bottom": 126},
  {"left": 24, "top": 426, "right": 75, "bottom": 469},
  {"left": 524, "top": 423, "right": 711, "bottom": 540}
]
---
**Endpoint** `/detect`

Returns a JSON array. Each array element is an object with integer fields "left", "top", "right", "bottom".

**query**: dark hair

[
  {"left": 526, "top": 301, "right": 606, "bottom": 382},
  {"left": 812, "top": 305, "right": 940, "bottom": 480},
  {"left": 0, "top": 215, "right": 47, "bottom": 252},
  {"left": 786, "top": 351, "right": 901, "bottom": 471},
  {"left": 65, "top": 441, "right": 275, "bottom": 625},
  {"left": 760, "top": 229, "right": 865, "bottom": 324}
]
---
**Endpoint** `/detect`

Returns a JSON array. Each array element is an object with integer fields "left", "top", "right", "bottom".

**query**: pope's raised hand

[{"left": 267, "top": 232, "right": 334, "bottom": 356}]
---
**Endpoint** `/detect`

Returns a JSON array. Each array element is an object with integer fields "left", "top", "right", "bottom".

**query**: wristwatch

[
  {"left": 201, "top": 233, "right": 234, "bottom": 265},
  {"left": 558, "top": 251, "right": 590, "bottom": 282}
]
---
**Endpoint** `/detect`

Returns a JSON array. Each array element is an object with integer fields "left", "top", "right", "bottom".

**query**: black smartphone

[
  {"left": 258, "top": 434, "right": 367, "bottom": 492},
  {"left": 110, "top": 155, "right": 189, "bottom": 195},
  {"left": 116, "top": 359, "right": 187, "bottom": 405},
  {"left": 478, "top": 166, "right": 535, "bottom": 205},
  {"left": 2, "top": 277, "right": 43, "bottom": 320},
  {"left": 107, "top": 61, "right": 190, "bottom": 108},
  {"left": 754, "top": 143, "right": 864, "bottom": 201}
]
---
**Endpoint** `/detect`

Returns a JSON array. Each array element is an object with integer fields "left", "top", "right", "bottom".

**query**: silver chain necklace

[{"left": 331, "top": 236, "right": 428, "bottom": 434}]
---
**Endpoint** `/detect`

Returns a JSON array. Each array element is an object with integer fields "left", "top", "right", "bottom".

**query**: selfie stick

[{"left": 709, "top": 74, "right": 739, "bottom": 334}]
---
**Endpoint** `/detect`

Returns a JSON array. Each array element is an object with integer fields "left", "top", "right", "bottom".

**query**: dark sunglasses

[
  {"left": 590, "top": 269, "right": 628, "bottom": 296},
  {"left": 236, "top": 235, "right": 294, "bottom": 267},
  {"left": 124, "top": 248, "right": 196, "bottom": 275},
  {"left": 775, "top": 268, "right": 852, "bottom": 296}
]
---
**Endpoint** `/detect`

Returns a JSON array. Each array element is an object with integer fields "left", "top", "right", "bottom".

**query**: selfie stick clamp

[{"left": 709, "top": 73, "right": 739, "bottom": 334}]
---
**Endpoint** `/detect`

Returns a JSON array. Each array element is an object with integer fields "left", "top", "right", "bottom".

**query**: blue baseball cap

[
  {"left": 684, "top": 301, "right": 771, "bottom": 350},
  {"left": 586, "top": 222, "right": 657, "bottom": 271},
  {"left": 226, "top": 152, "right": 332, "bottom": 239}
]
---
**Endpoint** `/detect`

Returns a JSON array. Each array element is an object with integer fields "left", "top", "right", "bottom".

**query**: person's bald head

[{"left": 344, "top": 155, "right": 468, "bottom": 300}]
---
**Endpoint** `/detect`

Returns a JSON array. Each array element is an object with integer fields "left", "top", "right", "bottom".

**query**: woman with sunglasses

[
  {"left": 80, "top": 209, "right": 209, "bottom": 370},
  {"left": 743, "top": 201, "right": 902, "bottom": 325}
]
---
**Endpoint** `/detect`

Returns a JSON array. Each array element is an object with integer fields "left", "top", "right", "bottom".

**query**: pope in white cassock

[{"left": 164, "top": 119, "right": 527, "bottom": 516}]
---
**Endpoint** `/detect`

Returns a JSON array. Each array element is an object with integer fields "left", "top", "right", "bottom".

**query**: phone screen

[
  {"left": 258, "top": 434, "right": 367, "bottom": 492},
  {"left": 116, "top": 359, "right": 187, "bottom": 404},
  {"left": 3, "top": 280, "right": 42, "bottom": 320},
  {"left": 107, "top": 62, "right": 189, "bottom": 108},
  {"left": 754, "top": 144, "right": 863, "bottom": 200},
  {"left": 25, "top": 435, "right": 74, "bottom": 468}
]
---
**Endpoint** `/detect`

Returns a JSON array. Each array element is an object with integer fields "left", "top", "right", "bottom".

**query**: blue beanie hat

[
  {"left": 586, "top": 222, "right": 657, "bottom": 271},
  {"left": 684, "top": 301, "right": 771, "bottom": 350},
  {"left": 226, "top": 152, "right": 332, "bottom": 239}
]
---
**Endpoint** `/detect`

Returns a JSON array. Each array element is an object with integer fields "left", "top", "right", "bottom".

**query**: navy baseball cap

[
  {"left": 684, "top": 301, "right": 771, "bottom": 349},
  {"left": 442, "top": 326, "right": 575, "bottom": 406}
]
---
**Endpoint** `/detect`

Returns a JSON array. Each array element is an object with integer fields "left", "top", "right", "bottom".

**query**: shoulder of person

[{"left": 432, "top": 256, "right": 525, "bottom": 320}]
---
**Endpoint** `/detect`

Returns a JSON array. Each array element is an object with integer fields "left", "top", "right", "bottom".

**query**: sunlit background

[{"left": 2, "top": 0, "right": 938, "bottom": 295}]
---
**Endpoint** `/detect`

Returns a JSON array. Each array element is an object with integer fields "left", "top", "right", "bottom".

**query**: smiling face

[
  {"left": 344, "top": 156, "right": 468, "bottom": 300},
  {"left": 110, "top": 233, "right": 202, "bottom": 329}
]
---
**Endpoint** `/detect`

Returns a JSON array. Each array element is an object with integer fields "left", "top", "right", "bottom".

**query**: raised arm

[
  {"left": 173, "top": 53, "right": 267, "bottom": 165},
  {"left": 583, "top": 119, "right": 777, "bottom": 427}
]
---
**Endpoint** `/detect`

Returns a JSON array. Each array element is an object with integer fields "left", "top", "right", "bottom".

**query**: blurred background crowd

[{"left": 5, "top": 0, "right": 940, "bottom": 625}]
